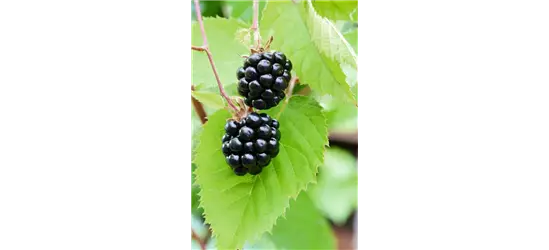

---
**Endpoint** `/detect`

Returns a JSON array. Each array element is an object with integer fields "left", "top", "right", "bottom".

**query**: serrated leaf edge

[{"left": 192, "top": 97, "right": 329, "bottom": 249}]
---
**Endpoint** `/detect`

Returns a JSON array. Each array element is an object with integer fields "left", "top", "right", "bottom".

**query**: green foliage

[
  {"left": 191, "top": 163, "right": 204, "bottom": 217},
  {"left": 312, "top": 0, "right": 358, "bottom": 21},
  {"left": 223, "top": 0, "right": 267, "bottom": 23},
  {"left": 261, "top": 0, "right": 357, "bottom": 104},
  {"left": 268, "top": 192, "right": 336, "bottom": 249},
  {"left": 264, "top": 96, "right": 328, "bottom": 170},
  {"left": 325, "top": 103, "right": 358, "bottom": 132},
  {"left": 291, "top": 83, "right": 309, "bottom": 94},
  {"left": 309, "top": 147, "right": 358, "bottom": 224},
  {"left": 192, "top": 89, "right": 226, "bottom": 110},
  {"left": 193, "top": 96, "right": 328, "bottom": 249},
  {"left": 244, "top": 235, "right": 278, "bottom": 249},
  {"left": 191, "top": 18, "right": 249, "bottom": 95},
  {"left": 191, "top": 1, "right": 225, "bottom": 20},
  {"left": 344, "top": 29, "right": 358, "bottom": 53},
  {"left": 192, "top": 115, "right": 203, "bottom": 159},
  {"left": 335, "top": 20, "right": 358, "bottom": 34},
  {"left": 319, "top": 95, "right": 358, "bottom": 132},
  {"left": 197, "top": 193, "right": 339, "bottom": 250},
  {"left": 352, "top": 6, "right": 358, "bottom": 21}
]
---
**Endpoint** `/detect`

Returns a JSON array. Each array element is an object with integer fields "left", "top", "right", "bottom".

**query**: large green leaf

[
  {"left": 308, "top": 147, "right": 358, "bottom": 225},
  {"left": 268, "top": 192, "right": 336, "bottom": 249},
  {"left": 261, "top": 0, "right": 357, "bottom": 104},
  {"left": 265, "top": 96, "right": 328, "bottom": 170},
  {"left": 191, "top": 18, "right": 249, "bottom": 95},
  {"left": 193, "top": 96, "right": 328, "bottom": 249},
  {"left": 193, "top": 190, "right": 337, "bottom": 250},
  {"left": 312, "top": 0, "right": 358, "bottom": 21}
]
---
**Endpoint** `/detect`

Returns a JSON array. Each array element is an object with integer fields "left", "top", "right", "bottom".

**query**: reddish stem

[
  {"left": 192, "top": 0, "right": 238, "bottom": 112},
  {"left": 191, "top": 85, "right": 207, "bottom": 124},
  {"left": 191, "top": 229, "right": 207, "bottom": 250},
  {"left": 193, "top": 0, "right": 209, "bottom": 47},
  {"left": 251, "top": 0, "right": 261, "bottom": 48},
  {"left": 191, "top": 45, "right": 204, "bottom": 51}
]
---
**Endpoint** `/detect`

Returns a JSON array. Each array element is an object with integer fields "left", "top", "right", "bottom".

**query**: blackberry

[
  {"left": 221, "top": 112, "right": 281, "bottom": 176},
  {"left": 236, "top": 51, "right": 292, "bottom": 110}
]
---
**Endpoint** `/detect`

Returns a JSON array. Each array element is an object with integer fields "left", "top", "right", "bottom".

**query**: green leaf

[
  {"left": 325, "top": 104, "right": 358, "bottom": 132},
  {"left": 192, "top": 18, "right": 249, "bottom": 95},
  {"left": 342, "top": 62, "right": 357, "bottom": 95},
  {"left": 268, "top": 192, "right": 336, "bottom": 249},
  {"left": 192, "top": 113, "right": 203, "bottom": 218},
  {"left": 261, "top": 0, "right": 357, "bottom": 104},
  {"left": 352, "top": 6, "right": 358, "bottom": 21},
  {"left": 337, "top": 20, "right": 358, "bottom": 33},
  {"left": 193, "top": 96, "right": 327, "bottom": 249},
  {"left": 223, "top": 0, "right": 267, "bottom": 23},
  {"left": 308, "top": 147, "right": 358, "bottom": 225},
  {"left": 344, "top": 29, "right": 358, "bottom": 53},
  {"left": 192, "top": 163, "right": 204, "bottom": 217},
  {"left": 191, "top": 1, "right": 224, "bottom": 19},
  {"left": 191, "top": 90, "right": 226, "bottom": 110},
  {"left": 292, "top": 83, "right": 309, "bottom": 94},
  {"left": 312, "top": 0, "right": 358, "bottom": 21},
  {"left": 265, "top": 96, "right": 328, "bottom": 170},
  {"left": 319, "top": 94, "right": 358, "bottom": 132}
]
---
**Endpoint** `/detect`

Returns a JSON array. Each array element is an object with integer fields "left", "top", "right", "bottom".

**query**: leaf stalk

[{"left": 192, "top": 0, "right": 239, "bottom": 112}]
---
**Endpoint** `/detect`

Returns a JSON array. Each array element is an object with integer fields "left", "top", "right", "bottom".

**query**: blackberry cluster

[
  {"left": 236, "top": 51, "right": 293, "bottom": 110},
  {"left": 222, "top": 112, "right": 281, "bottom": 176}
]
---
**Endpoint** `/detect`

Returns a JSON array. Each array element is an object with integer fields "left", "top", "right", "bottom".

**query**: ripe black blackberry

[
  {"left": 221, "top": 112, "right": 281, "bottom": 176},
  {"left": 236, "top": 51, "right": 292, "bottom": 110}
]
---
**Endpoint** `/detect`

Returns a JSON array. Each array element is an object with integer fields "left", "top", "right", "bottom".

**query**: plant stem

[
  {"left": 251, "top": 0, "right": 261, "bottom": 48},
  {"left": 276, "top": 76, "right": 299, "bottom": 119},
  {"left": 191, "top": 45, "right": 204, "bottom": 51},
  {"left": 192, "top": 0, "right": 238, "bottom": 112},
  {"left": 191, "top": 228, "right": 207, "bottom": 250},
  {"left": 191, "top": 85, "right": 208, "bottom": 124}
]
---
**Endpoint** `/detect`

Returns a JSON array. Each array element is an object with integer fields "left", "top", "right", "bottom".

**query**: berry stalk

[
  {"left": 251, "top": 0, "right": 261, "bottom": 48},
  {"left": 192, "top": 0, "right": 239, "bottom": 112}
]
